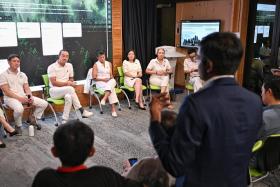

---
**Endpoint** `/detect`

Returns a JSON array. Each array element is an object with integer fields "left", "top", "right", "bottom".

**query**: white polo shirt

[
  {"left": 0, "top": 69, "right": 28, "bottom": 98},
  {"left": 147, "top": 58, "right": 171, "bottom": 80},
  {"left": 47, "top": 61, "right": 74, "bottom": 87},
  {"left": 184, "top": 58, "right": 200, "bottom": 78}
]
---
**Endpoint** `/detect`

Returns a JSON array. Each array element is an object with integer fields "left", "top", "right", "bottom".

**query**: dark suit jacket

[{"left": 149, "top": 77, "right": 262, "bottom": 187}]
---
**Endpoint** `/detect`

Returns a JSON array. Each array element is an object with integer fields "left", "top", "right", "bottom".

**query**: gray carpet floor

[{"left": 0, "top": 93, "right": 279, "bottom": 187}]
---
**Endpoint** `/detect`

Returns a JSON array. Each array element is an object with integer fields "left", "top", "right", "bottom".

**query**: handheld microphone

[{"left": 27, "top": 95, "right": 31, "bottom": 107}]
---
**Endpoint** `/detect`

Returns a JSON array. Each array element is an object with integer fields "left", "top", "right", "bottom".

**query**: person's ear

[
  {"left": 206, "top": 60, "right": 213, "bottom": 73},
  {"left": 267, "top": 88, "right": 273, "bottom": 96},
  {"left": 88, "top": 147, "right": 95, "bottom": 157},
  {"left": 51, "top": 147, "right": 58, "bottom": 158}
]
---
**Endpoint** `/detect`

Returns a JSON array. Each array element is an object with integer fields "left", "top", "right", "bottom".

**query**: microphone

[{"left": 27, "top": 95, "right": 31, "bottom": 107}]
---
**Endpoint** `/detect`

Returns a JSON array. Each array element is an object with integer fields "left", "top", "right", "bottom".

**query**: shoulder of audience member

[{"left": 33, "top": 168, "right": 56, "bottom": 182}]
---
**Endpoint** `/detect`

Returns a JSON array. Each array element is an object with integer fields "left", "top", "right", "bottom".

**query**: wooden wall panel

[
  {"left": 175, "top": 0, "right": 249, "bottom": 86},
  {"left": 112, "top": 0, "right": 123, "bottom": 75},
  {"left": 230, "top": 0, "right": 250, "bottom": 85}
]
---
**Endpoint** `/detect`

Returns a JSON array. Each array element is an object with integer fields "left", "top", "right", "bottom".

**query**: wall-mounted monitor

[{"left": 180, "top": 20, "right": 221, "bottom": 48}]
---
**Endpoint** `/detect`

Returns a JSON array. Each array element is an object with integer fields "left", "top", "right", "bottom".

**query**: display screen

[
  {"left": 180, "top": 20, "right": 220, "bottom": 48},
  {"left": 0, "top": 0, "right": 112, "bottom": 85}
]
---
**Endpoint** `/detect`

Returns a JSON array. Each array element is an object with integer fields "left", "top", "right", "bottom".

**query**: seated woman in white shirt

[
  {"left": 146, "top": 48, "right": 173, "bottom": 109},
  {"left": 92, "top": 51, "right": 119, "bottom": 117},
  {"left": 122, "top": 50, "right": 145, "bottom": 110},
  {"left": 0, "top": 108, "right": 18, "bottom": 148}
]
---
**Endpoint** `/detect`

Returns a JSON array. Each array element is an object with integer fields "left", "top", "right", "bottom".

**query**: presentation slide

[
  {"left": 181, "top": 22, "right": 220, "bottom": 47},
  {"left": 63, "top": 23, "right": 82, "bottom": 37},
  {"left": 263, "top": 26, "right": 270, "bottom": 37},
  {"left": 0, "top": 0, "right": 112, "bottom": 86},
  {"left": 41, "top": 23, "right": 63, "bottom": 56},
  {"left": 17, "top": 22, "right": 41, "bottom": 38},
  {"left": 0, "top": 59, "right": 9, "bottom": 74},
  {"left": 0, "top": 22, "right": 17, "bottom": 47}
]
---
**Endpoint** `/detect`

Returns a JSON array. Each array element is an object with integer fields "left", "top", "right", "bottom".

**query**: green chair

[
  {"left": 87, "top": 68, "right": 131, "bottom": 114},
  {"left": 146, "top": 73, "right": 172, "bottom": 102},
  {"left": 185, "top": 73, "right": 194, "bottom": 95},
  {"left": 117, "top": 67, "right": 147, "bottom": 106},
  {"left": 249, "top": 134, "right": 280, "bottom": 183},
  {"left": 41, "top": 74, "right": 79, "bottom": 126}
]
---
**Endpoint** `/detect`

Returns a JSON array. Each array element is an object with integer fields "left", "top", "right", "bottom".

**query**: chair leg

[
  {"left": 1, "top": 125, "right": 7, "bottom": 138},
  {"left": 73, "top": 105, "right": 80, "bottom": 121},
  {"left": 251, "top": 172, "right": 269, "bottom": 183},
  {"left": 121, "top": 90, "right": 131, "bottom": 109},
  {"left": 94, "top": 93, "right": 103, "bottom": 114},
  {"left": 48, "top": 103, "right": 59, "bottom": 126},
  {"left": 149, "top": 88, "right": 153, "bottom": 103},
  {"left": 89, "top": 90, "right": 92, "bottom": 109},
  {"left": 143, "top": 95, "right": 147, "bottom": 106},
  {"left": 117, "top": 101, "right": 121, "bottom": 111}
]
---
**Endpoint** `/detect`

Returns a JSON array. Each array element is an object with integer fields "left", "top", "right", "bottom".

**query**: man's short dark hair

[
  {"left": 263, "top": 78, "right": 280, "bottom": 100},
  {"left": 200, "top": 32, "right": 243, "bottom": 75},
  {"left": 7, "top": 54, "right": 20, "bottom": 61},
  {"left": 58, "top": 49, "right": 69, "bottom": 56},
  {"left": 53, "top": 120, "right": 94, "bottom": 166},
  {"left": 97, "top": 50, "right": 106, "bottom": 57},
  {"left": 187, "top": 48, "right": 198, "bottom": 55}
]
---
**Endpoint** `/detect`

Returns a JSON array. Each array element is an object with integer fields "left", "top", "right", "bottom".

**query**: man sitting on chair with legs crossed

[
  {"left": 0, "top": 54, "right": 48, "bottom": 134},
  {"left": 47, "top": 50, "right": 93, "bottom": 124}
]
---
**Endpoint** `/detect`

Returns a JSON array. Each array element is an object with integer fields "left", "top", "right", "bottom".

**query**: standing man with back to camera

[
  {"left": 47, "top": 50, "right": 93, "bottom": 124},
  {"left": 149, "top": 32, "right": 263, "bottom": 187}
]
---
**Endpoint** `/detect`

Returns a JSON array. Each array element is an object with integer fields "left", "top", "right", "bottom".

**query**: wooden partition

[
  {"left": 175, "top": 0, "right": 249, "bottom": 86},
  {"left": 112, "top": 0, "right": 123, "bottom": 75}
]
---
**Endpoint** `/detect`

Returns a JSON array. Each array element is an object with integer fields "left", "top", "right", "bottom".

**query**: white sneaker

[
  {"left": 82, "top": 110, "right": 93, "bottom": 118},
  {"left": 100, "top": 99, "right": 106, "bottom": 105},
  {"left": 61, "top": 120, "right": 67, "bottom": 124},
  {"left": 112, "top": 112, "right": 117, "bottom": 117}
]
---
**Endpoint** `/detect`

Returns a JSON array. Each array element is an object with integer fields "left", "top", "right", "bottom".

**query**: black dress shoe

[
  {"left": 137, "top": 103, "right": 146, "bottom": 110},
  {"left": 4, "top": 129, "right": 19, "bottom": 137},
  {"left": 35, "top": 124, "right": 42, "bottom": 130},
  {"left": 0, "top": 142, "right": 6, "bottom": 148}
]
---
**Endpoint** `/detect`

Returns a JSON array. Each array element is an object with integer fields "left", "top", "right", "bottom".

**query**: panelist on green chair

[
  {"left": 146, "top": 48, "right": 173, "bottom": 109},
  {"left": 121, "top": 50, "right": 146, "bottom": 110},
  {"left": 92, "top": 51, "right": 119, "bottom": 117},
  {"left": 47, "top": 49, "right": 93, "bottom": 124}
]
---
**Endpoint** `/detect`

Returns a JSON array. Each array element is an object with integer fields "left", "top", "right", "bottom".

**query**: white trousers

[
  {"left": 96, "top": 79, "right": 119, "bottom": 104},
  {"left": 4, "top": 96, "right": 48, "bottom": 127},
  {"left": 149, "top": 76, "right": 169, "bottom": 92},
  {"left": 50, "top": 86, "right": 82, "bottom": 120},
  {"left": 189, "top": 77, "right": 203, "bottom": 92}
]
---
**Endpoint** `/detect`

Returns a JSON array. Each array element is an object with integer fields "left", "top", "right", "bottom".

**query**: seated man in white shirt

[
  {"left": 0, "top": 54, "right": 48, "bottom": 133},
  {"left": 184, "top": 48, "right": 203, "bottom": 92},
  {"left": 47, "top": 50, "right": 93, "bottom": 124}
]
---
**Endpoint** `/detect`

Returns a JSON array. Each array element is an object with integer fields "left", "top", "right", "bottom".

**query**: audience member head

[
  {"left": 7, "top": 54, "right": 21, "bottom": 71},
  {"left": 51, "top": 120, "right": 95, "bottom": 167},
  {"left": 58, "top": 49, "right": 69, "bottom": 66},
  {"left": 198, "top": 32, "right": 243, "bottom": 81},
  {"left": 126, "top": 49, "right": 136, "bottom": 62},
  {"left": 97, "top": 51, "right": 106, "bottom": 63},
  {"left": 156, "top": 48, "right": 165, "bottom": 61},
  {"left": 161, "top": 110, "right": 177, "bottom": 137},
  {"left": 261, "top": 78, "right": 280, "bottom": 105},
  {"left": 187, "top": 48, "right": 198, "bottom": 62}
]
